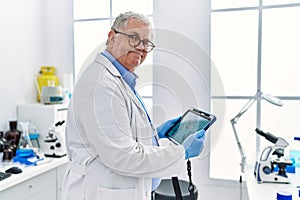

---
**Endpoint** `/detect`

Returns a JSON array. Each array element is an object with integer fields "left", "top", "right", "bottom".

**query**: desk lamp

[{"left": 230, "top": 91, "right": 283, "bottom": 181}]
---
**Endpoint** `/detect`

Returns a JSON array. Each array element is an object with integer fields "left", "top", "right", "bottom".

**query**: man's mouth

[{"left": 129, "top": 51, "right": 143, "bottom": 59}]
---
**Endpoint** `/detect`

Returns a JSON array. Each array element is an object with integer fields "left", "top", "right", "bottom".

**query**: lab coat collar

[
  {"left": 101, "top": 50, "right": 138, "bottom": 92},
  {"left": 95, "top": 53, "right": 147, "bottom": 116},
  {"left": 95, "top": 53, "right": 121, "bottom": 78}
]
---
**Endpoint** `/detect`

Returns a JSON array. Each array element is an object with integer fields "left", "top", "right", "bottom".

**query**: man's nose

[{"left": 135, "top": 42, "right": 146, "bottom": 52}]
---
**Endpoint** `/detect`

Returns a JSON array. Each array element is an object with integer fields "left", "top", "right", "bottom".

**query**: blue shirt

[
  {"left": 101, "top": 50, "right": 161, "bottom": 191},
  {"left": 101, "top": 50, "right": 137, "bottom": 91}
]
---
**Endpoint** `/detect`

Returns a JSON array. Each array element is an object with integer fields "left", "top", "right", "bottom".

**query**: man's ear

[{"left": 107, "top": 30, "right": 115, "bottom": 47}]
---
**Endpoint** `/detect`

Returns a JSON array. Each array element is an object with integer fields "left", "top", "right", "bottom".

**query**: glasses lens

[
  {"left": 126, "top": 33, "right": 155, "bottom": 52},
  {"left": 144, "top": 42, "right": 155, "bottom": 52},
  {"left": 129, "top": 35, "right": 141, "bottom": 47}
]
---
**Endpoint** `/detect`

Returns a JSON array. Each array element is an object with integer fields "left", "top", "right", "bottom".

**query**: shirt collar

[{"left": 101, "top": 50, "right": 138, "bottom": 92}]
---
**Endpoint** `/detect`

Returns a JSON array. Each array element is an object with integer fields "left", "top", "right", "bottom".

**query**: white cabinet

[
  {"left": 0, "top": 158, "right": 68, "bottom": 200},
  {"left": 56, "top": 163, "right": 68, "bottom": 200},
  {"left": 0, "top": 169, "right": 56, "bottom": 200}
]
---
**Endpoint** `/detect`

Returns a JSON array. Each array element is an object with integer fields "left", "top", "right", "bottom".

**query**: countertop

[
  {"left": 0, "top": 156, "right": 68, "bottom": 192},
  {"left": 246, "top": 166, "right": 300, "bottom": 199}
]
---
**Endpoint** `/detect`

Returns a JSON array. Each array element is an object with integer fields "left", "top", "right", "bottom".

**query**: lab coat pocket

[{"left": 96, "top": 187, "right": 138, "bottom": 200}]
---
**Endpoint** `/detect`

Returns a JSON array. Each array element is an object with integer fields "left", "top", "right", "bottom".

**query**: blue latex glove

[
  {"left": 182, "top": 129, "right": 205, "bottom": 159},
  {"left": 156, "top": 116, "right": 181, "bottom": 138}
]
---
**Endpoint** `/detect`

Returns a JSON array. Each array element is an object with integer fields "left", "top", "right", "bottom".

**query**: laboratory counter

[
  {"left": 0, "top": 156, "right": 68, "bottom": 200},
  {"left": 246, "top": 166, "right": 300, "bottom": 200}
]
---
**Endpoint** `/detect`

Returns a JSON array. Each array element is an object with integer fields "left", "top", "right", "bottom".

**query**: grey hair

[{"left": 111, "top": 11, "right": 152, "bottom": 31}]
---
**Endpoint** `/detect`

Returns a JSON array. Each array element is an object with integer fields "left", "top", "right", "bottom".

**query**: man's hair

[{"left": 111, "top": 11, "right": 152, "bottom": 31}]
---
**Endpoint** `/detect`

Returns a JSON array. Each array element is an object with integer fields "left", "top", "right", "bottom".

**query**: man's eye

[
  {"left": 131, "top": 35, "right": 140, "bottom": 41},
  {"left": 142, "top": 41, "right": 150, "bottom": 47}
]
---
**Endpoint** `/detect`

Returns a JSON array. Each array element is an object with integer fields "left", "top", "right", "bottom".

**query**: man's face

[{"left": 107, "top": 18, "right": 152, "bottom": 72}]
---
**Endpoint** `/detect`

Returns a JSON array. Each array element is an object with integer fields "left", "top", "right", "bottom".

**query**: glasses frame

[{"left": 113, "top": 30, "right": 155, "bottom": 53}]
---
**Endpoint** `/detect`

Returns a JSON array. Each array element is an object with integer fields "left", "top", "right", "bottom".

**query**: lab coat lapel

[
  {"left": 131, "top": 91, "right": 148, "bottom": 117},
  {"left": 95, "top": 54, "right": 120, "bottom": 77},
  {"left": 121, "top": 81, "right": 147, "bottom": 117}
]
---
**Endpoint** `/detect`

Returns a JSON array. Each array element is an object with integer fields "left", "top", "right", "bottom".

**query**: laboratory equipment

[
  {"left": 3, "top": 121, "right": 20, "bottom": 160},
  {"left": 289, "top": 137, "right": 300, "bottom": 167},
  {"left": 5, "top": 166, "right": 22, "bottom": 174},
  {"left": 0, "top": 131, "right": 6, "bottom": 160},
  {"left": 276, "top": 191, "right": 292, "bottom": 200},
  {"left": 254, "top": 128, "right": 292, "bottom": 184},
  {"left": 12, "top": 148, "right": 43, "bottom": 166},
  {"left": 18, "top": 122, "right": 33, "bottom": 149},
  {"left": 36, "top": 66, "right": 60, "bottom": 102},
  {"left": 44, "top": 120, "right": 67, "bottom": 158},
  {"left": 17, "top": 103, "right": 68, "bottom": 152},
  {"left": 40, "top": 85, "right": 64, "bottom": 105},
  {"left": 2, "top": 147, "right": 13, "bottom": 161},
  {"left": 0, "top": 171, "right": 12, "bottom": 181},
  {"left": 4, "top": 121, "right": 21, "bottom": 147}
]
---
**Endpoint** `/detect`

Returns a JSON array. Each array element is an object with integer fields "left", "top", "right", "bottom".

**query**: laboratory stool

[{"left": 154, "top": 179, "right": 198, "bottom": 200}]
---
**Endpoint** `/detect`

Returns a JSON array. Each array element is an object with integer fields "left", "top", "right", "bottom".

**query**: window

[
  {"left": 211, "top": 1, "right": 300, "bottom": 181},
  {"left": 73, "top": 0, "right": 154, "bottom": 111}
]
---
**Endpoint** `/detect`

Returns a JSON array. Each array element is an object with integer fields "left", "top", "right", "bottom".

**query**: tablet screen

[{"left": 166, "top": 109, "right": 215, "bottom": 144}]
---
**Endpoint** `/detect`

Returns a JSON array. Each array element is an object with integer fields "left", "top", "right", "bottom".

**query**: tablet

[{"left": 165, "top": 108, "right": 216, "bottom": 144}]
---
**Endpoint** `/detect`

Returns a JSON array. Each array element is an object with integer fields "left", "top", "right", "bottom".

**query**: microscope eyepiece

[{"left": 255, "top": 128, "right": 278, "bottom": 144}]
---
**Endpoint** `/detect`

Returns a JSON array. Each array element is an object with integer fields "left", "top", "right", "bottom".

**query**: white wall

[
  {"left": 0, "top": 0, "right": 73, "bottom": 132},
  {"left": 153, "top": 1, "right": 248, "bottom": 199}
]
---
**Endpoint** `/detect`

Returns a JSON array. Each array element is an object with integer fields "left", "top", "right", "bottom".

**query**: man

[{"left": 62, "top": 11, "right": 205, "bottom": 200}]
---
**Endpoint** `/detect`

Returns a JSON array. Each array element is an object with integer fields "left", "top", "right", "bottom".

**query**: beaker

[{"left": 18, "top": 122, "right": 33, "bottom": 149}]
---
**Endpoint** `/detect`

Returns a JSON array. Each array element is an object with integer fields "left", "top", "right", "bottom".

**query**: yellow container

[{"left": 37, "top": 66, "right": 60, "bottom": 102}]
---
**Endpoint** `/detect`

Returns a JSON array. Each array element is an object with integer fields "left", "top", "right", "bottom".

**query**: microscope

[
  {"left": 44, "top": 120, "right": 67, "bottom": 158},
  {"left": 254, "top": 128, "right": 293, "bottom": 184}
]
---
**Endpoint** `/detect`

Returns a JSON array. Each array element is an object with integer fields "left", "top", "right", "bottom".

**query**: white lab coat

[{"left": 62, "top": 53, "right": 186, "bottom": 200}]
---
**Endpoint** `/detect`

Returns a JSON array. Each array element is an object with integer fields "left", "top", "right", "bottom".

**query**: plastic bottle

[{"left": 289, "top": 137, "right": 300, "bottom": 168}]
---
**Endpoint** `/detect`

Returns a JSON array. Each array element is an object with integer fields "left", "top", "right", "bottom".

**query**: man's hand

[
  {"left": 182, "top": 130, "right": 205, "bottom": 159},
  {"left": 156, "top": 116, "right": 181, "bottom": 138}
]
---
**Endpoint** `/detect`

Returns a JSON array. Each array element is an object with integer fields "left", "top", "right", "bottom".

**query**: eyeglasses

[{"left": 113, "top": 30, "right": 155, "bottom": 53}]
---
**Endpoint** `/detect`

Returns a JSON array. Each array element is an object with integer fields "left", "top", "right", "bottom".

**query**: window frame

[{"left": 210, "top": 1, "right": 300, "bottom": 181}]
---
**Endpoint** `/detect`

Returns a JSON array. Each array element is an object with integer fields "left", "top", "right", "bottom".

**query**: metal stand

[{"left": 230, "top": 91, "right": 282, "bottom": 181}]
